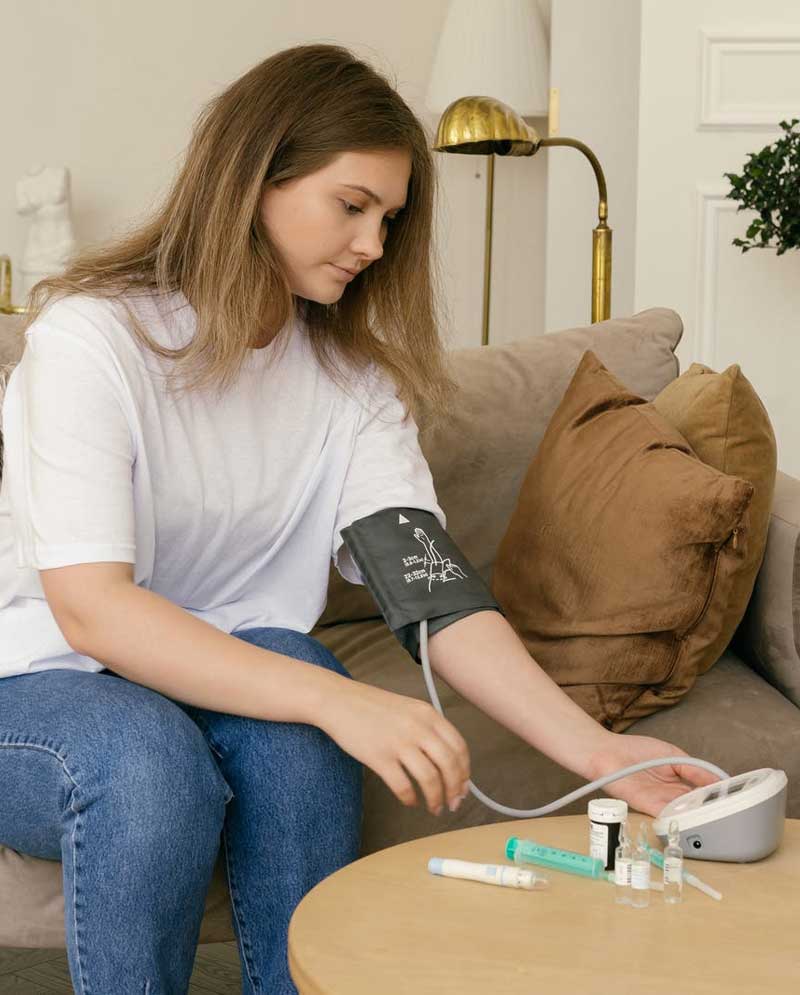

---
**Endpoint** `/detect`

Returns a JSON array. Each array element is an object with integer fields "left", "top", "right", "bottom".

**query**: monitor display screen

[{"left": 703, "top": 781, "right": 747, "bottom": 804}]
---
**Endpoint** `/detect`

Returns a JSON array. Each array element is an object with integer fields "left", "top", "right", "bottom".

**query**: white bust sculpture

[{"left": 16, "top": 164, "right": 77, "bottom": 299}]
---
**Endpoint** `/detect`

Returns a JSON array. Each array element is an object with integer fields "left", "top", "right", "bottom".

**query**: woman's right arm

[
  {"left": 41, "top": 562, "right": 471, "bottom": 815},
  {"left": 41, "top": 561, "right": 343, "bottom": 725}
]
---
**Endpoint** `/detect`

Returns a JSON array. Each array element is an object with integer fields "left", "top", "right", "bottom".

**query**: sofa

[{"left": 1, "top": 306, "right": 798, "bottom": 949}]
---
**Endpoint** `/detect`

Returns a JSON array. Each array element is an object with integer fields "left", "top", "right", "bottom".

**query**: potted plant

[{"left": 724, "top": 118, "right": 800, "bottom": 255}]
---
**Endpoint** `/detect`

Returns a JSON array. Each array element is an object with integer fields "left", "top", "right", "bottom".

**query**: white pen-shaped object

[{"left": 428, "top": 857, "right": 549, "bottom": 890}]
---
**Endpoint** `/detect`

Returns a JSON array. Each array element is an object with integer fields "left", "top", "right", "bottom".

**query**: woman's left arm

[{"left": 428, "top": 611, "right": 722, "bottom": 817}]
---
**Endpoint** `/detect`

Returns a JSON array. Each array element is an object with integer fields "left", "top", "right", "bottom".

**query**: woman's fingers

[
  {"left": 318, "top": 680, "right": 471, "bottom": 816},
  {"left": 424, "top": 731, "right": 471, "bottom": 808},
  {"left": 382, "top": 761, "right": 421, "bottom": 808},
  {"left": 431, "top": 719, "right": 471, "bottom": 789},
  {"left": 660, "top": 742, "right": 723, "bottom": 786},
  {"left": 400, "top": 738, "right": 467, "bottom": 814},
  {"left": 677, "top": 763, "right": 722, "bottom": 787}
]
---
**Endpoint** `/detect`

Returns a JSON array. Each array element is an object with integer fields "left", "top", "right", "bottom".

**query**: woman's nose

[{"left": 350, "top": 228, "right": 385, "bottom": 265}]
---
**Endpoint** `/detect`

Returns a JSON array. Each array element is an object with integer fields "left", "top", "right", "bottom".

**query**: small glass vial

[
  {"left": 588, "top": 798, "right": 628, "bottom": 871},
  {"left": 663, "top": 819, "right": 684, "bottom": 904},
  {"left": 613, "top": 820, "right": 632, "bottom": 905},
  {"left": 630, "top": 821, "right": 651, "bottom": 908}
]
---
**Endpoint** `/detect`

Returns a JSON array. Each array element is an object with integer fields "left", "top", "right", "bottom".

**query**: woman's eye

[{"left": 342, "top": 200, "right": 395, "bottom": 225}]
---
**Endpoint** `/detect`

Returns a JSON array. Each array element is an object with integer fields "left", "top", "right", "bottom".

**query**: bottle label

[
  {"left": 589, "top": 822, "right": 609, "bottom": 864},
  {"left": 631, "top": 861, "right": 651, "bottom": 890},
  {"left": 663, "top": 857, "right": 683, "bottom": 884},
  {"left": 614, "top": 857, "right": 631, "bottom": 886}
]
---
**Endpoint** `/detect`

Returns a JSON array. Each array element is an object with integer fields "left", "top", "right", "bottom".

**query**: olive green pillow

[{"left": 652, "top": 363, "right": 777, "bottom": 673}]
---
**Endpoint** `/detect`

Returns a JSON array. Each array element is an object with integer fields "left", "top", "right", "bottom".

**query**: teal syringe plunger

[{"left": 506, "top": 836, "right": 607, "bottom": 880}]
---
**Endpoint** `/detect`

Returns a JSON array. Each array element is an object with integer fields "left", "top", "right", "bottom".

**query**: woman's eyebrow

[{"left": 341, "top": 184, "right": 406, "bottom": 211}]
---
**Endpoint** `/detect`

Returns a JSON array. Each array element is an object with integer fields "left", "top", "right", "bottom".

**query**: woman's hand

[
  {"left": 320, "top": 680, "right": 471, "bottom": 816},
  {"left": 586, "top": 732, "right": 724, "bottom": 818}
]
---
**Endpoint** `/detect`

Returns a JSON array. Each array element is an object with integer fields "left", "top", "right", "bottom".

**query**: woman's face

[{"left": 259, "top": 148, "right": 411, "bottom": 303}]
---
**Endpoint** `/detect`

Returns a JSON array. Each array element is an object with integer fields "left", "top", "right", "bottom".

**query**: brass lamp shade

[
  {"left": 431, "top": 95, "right": 612, "bottom": 336},
  {"left": 433, "top": 95, "right": 541, "bottom": 157}
]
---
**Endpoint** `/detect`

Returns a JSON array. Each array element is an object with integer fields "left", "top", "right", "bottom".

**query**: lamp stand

[{"left": 479, "top": 133, "right": 612, "bottom": 345}]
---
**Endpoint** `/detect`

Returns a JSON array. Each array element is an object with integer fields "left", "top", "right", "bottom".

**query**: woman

[{"left": 0, "top": 44, "right": 718, "bottom": 994}]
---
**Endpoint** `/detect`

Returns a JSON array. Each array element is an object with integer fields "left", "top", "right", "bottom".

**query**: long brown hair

[{"left": 22, "top": 43, "right": 458, "bottom": 424}]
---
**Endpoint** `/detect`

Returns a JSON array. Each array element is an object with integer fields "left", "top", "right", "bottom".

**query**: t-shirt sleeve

[
  {"left": 332, "top": 366, "right": 445, "bottom": 585},
  {"left": 2, "top": 310, "right": 137, "bottom": 570}
]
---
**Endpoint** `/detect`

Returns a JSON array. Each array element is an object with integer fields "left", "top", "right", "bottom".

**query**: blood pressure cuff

[{"left": 340, "top": 507, "right": 504, "bottom": 664}]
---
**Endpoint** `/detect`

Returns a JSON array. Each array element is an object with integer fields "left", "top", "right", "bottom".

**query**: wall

[{"left": 545, "top": 0, "right": 642, "bottom": 333}]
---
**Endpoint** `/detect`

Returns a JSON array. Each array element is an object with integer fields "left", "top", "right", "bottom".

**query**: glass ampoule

[
  {"left": 630, "top": 821, "right": 651, "bottom": 908},
  {"left": 663, "top": 819, "right": 684, "bottom": 904},
  {"left": 614, "top": 820, "right": 632, "bottom": 905}
]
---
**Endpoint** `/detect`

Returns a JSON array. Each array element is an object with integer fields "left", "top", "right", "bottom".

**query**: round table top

[{"left": 288, "top": 813, "right": 800, "bottom": 994}]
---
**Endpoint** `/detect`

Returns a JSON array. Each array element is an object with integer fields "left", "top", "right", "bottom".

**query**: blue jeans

[{"left": 0, "top": 627, "right": 364, "bottom": 994}]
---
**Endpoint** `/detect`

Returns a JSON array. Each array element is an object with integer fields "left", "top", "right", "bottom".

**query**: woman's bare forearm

[
  {"left": 427, "top": 611, "right": 613, "bottom": 779},
  {"left": 73, "top": 584, "right": 349, "bottom": 725}
]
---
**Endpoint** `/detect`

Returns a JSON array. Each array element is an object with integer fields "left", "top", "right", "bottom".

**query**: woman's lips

[{"left": 329, "top": 264, "right": 356, "bottom": 281}]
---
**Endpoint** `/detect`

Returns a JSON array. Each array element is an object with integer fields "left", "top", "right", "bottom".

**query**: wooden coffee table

[{"left": 288, "top": 813, "right": 800, "bottom": 994}]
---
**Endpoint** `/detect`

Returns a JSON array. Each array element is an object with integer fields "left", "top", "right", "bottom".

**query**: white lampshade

[{"left": 425, "top": 0, "right": 549, "bottom": 117}]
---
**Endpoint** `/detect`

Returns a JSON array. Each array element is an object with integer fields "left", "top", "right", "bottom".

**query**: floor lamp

[{"left": 425, "top": 0, "right": 612, "bottom": 344}]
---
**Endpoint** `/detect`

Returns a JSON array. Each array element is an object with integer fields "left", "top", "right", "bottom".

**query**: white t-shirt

[{"left": 0, "top": 290, "right": 445, "bottom": 679}]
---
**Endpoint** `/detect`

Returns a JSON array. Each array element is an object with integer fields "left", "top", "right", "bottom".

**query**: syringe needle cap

[{"left": 685, "top": 873, "right": 722, "bottom": 901}]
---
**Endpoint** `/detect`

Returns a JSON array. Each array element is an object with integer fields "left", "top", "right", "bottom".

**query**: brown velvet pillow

[
  {"left": 651, "top": 362, "right": 777, "bottom": 674},
  {"left": 491, "top": 350, "right": 755, "bottom": 732}
]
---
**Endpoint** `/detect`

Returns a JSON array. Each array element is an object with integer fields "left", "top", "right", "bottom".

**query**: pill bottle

[{"left": 588, "top": 798, "right": 628, "bottom": 871}]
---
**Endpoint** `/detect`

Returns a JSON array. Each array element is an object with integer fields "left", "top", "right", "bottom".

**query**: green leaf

[{"left": 726, "top": 122, "right": 800, "bottom": 252}]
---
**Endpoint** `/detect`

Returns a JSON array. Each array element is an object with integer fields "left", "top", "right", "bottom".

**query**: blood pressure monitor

[{"left": 653, "top": 768, "right": 788, "bottom": 862}]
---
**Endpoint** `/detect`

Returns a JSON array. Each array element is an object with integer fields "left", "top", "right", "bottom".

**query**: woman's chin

[{"left": 298, "top": 288, "right": 346, "bottom": 305}]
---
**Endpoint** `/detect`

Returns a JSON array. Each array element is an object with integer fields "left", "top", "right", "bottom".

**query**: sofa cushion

[
  {"left": 0, "top": 841, "right": 236, "bottom": 948},
  {"left": 319, "top": 307, "right": 684, "bottom": 627},
  {"left": 490, "top": 350, "right": 754, "bottom": 733},
  {"left": 652, "top": 362, "right": 777, "bottom": 674},
  {"left": 734, "top": 471, "right": 800, "bottom": 708}
]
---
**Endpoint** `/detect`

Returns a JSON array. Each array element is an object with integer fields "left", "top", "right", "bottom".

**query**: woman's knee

[
  {"left": 217, "top": 630, "right": 363, "bottom": 777},
  {"left": 66, "top": 677, "right": 234, "bottom": 823},
  {"left": 0, "top": 671, "right": 232, "bottom": 861}
]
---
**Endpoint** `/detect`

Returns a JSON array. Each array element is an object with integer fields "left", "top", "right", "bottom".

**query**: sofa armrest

[{"left": 733, "top": 470, "right": 800, "bottom": 707}]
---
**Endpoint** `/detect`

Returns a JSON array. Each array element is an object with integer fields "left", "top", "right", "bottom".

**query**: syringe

[{"left": 506, "top": 836, "right": 607, "bottom": 879}]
